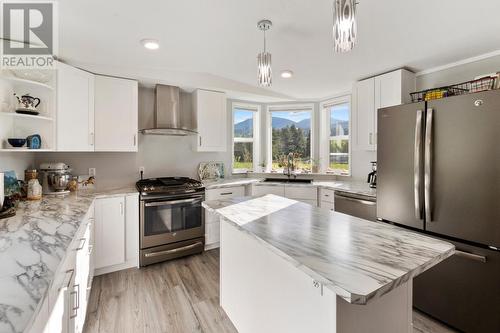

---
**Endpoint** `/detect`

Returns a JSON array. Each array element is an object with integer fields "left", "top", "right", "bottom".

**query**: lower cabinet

[
  {"left": 205, "top": 186, "right": 246, "bottom": 249},
  {"left": 319, "top": 188, "right": 335, "bottom": 211},
  {"left": 94, "top": 196, "right": 125, "bottom": 269},
  {"left": 40, "top": 210, "right": 93, "bottom": 333},
  {"left": 94, "top": 194, "right": 139, "bottom": 275},
  {"left": 284, "top": 186, "right": 318, "bottom": 206}
]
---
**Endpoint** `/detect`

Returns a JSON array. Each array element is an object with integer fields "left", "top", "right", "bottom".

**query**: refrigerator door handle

[
  {"left": 424, "top": 108, "right": 433, "bottom": 222},
  {"left": 414, "top": 110, "right": 423, "bottom": 219}
]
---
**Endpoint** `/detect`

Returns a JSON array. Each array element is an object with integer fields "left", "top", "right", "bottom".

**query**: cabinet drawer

[
  {"left": 252, "top": 185, "right": 285, "bottom": 197},
  {"left": 319, "top": 200, "right": 334, "bottom": 211},
  {"left": 206, "top": 186, "right": 245, "bottom": 200},
  {"left": 319, "top": 188, "right": 335, "bottom": 203},
  {"left": 285, "top": 186, "right": 317, "bottom": 200}
]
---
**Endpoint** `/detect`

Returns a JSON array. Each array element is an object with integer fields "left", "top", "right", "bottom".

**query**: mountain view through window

[
  {"left": 233, "top": 108, "right": 254, "bottom": 171},
  {"left": 270, "top": 111, "right": 311, "bottom": 172}
]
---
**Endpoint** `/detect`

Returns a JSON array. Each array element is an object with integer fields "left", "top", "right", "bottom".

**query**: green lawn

[{"left": 233, "top": 161, "right": 253, "bottom": 170}]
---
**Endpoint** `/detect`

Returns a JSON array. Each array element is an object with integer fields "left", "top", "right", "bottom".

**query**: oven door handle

[{"left": 144, "top": 198, "right": 202, "bottom": 207}]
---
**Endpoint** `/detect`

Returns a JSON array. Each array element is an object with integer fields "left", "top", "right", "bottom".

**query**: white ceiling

[{"left": 59, "top": 0, "right": 500, "bottom": 101}]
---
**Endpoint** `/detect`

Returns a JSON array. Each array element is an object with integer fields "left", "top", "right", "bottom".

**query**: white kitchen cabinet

[
  {"left": 353, "top": 78, "right": 376, "bottom": 151},
  {"left": 56, "top": 62, "right": 95, "bottom": 151},
  {"left": 319, "top": 188, "right": 335, "bottom": 211},
  {"left": 94, "top": 196, "right": 125, "bottom": 270},
  {"left": 204, "top": 186, "right": 245, "bottom": 249},
  {"left": 284, "top": 186, "right": 318, "bottom": 206},
  {"left": 94, "top": 75, "right": 138, "bottom": 152},
  {"left": 94, "top": 194, "right": 139, "bottom": 275},
  {"left": 252, "top": 184, "right": 285, "bottom": 197},
  {"left": 42, "top": 213, "right": 93, "bottom": 333},
  {"left": 192, "top": 89, "right": 227, "bottom": 152},
  {"left": 353, "top": 69, "right": 415, "bottom": 151}
]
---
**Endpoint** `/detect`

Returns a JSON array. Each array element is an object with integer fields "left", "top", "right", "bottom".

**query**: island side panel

[
  {"left": 337, "top": 280, "right": 412, "bottom": 333},
  {"left": 220, "top": 218, "right": 337, "bottom": 333}
]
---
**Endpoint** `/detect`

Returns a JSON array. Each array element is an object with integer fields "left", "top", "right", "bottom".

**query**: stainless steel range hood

[{"left": 140, "top": 84, "right": 197, "bottom": 136}]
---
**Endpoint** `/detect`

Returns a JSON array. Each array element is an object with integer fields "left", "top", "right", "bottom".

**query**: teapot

[{"left": 13, "top": 93, "right": 41, "bottom": 110}]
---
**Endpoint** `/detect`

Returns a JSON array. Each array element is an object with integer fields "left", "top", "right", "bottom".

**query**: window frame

[
  {"left": 265, "top": 103, "right": 315, "bottom": 173},
  {"left": 319, "top": 95, "right": 351, "bottom": 176},
  {"left": 231, "top": 102, "right": 261, "bottom": 174}
]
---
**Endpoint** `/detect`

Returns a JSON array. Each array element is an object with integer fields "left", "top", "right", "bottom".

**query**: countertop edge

[{"left": 17, "top": 188, "right": 138, "bottom": 333}]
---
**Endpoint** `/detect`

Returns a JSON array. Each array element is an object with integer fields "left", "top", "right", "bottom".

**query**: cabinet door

[
  {"left": 94, "top": 197, "right": 125, "bottom": 269},
  {"left": 94, "top": 76, "right": 138, "bottom": 152},
  {"left": 193, "top": 89, "right": 227, "bottom": 152},
  {"left": 74, "top": 222, "right": 91, "bottom": 333},
  {"left": 354, "top": 78, "right": 376, "bottom": 150},
  {"left": 252, "top": 185, "right": 285, "bottom": 197},
  {"left": 57, "top": 62, "right": 94, "bottom": 151},
  {"left": 284, "top": 186, "right": 317, "bottom": 201}
]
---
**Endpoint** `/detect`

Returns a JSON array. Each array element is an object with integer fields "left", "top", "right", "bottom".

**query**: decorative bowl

[{"left": 7, "top": 138, "right": 26, "bottom": 148}]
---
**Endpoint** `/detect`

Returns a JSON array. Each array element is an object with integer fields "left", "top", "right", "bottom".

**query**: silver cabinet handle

[
  {"left": 369, "top": 132, "right": 373, "bottom": 145},
  {"left": 70, "top": 284, "right": 80, "bottom": 319},
  {"left": 133, "top": 134, "right": 137, "bottom": 147},
  {"left": 455, "top": 250, "right": 487, "bottom": 263},
  {"left": 199, "top": 136, "right": 202, "bottom": 146},
  {"left": 144, "top": 197, "right": 202, "bottom": 207},
  {"left": 414, "top": 110, "right": 423, "bottom": 220},
  {"left": 220, "top": 192, "right": 233, "bottom": 196},
  {"left": 424, "top": 108, "right": 433, "bottom": 222},
  {"left": 144, "top": 242, "right": 203, "bottom": 258},
  {"left": 89, "top": 132, "right": 94, "bottom": 146},
  {"left": 75, "top": 238, "right": 86, "bottom": 251}
]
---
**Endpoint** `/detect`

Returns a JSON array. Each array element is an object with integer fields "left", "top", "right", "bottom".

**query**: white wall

[
  {"left": 416, "top": 54, "right": 500, "bottom": 90},
  {"left": 0, "top": 153, "right": 35, "bottom": 180}
]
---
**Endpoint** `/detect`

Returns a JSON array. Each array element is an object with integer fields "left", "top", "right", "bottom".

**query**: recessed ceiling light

[
  {"left": 141, "top": 39, "right": 159, "bottom": 50},
  {"left": 280, "top": 70, "right": 293, "bottom": 79}
]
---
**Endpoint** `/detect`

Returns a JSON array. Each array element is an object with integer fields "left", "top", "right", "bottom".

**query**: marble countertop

[
  {"left": 202, "top": 178, "right": 263, "bottom": 189},
  {"left": 0, "top": 187, "right": 137, "bottom": 333},
  {"left": 203, "top": 177, "right": 376, "bottom": 197},
  {"left": 203, "top": 195, "right": 454, "bottom": 305}
]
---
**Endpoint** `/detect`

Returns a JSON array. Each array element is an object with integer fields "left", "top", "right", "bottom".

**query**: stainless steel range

[{"left": 136, "top": 177, "right": 205, "bottom": 266}]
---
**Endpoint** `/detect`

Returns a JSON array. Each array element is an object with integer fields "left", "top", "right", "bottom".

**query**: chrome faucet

[{"left": 284, "top": 152, "right": 297, "bottom": 179}]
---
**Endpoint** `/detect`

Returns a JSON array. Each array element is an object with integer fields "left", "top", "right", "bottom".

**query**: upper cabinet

[
  {"left": 57, "top": 62, "right": 95, "bottom": 151},
  {"left": 353, "top": 69, "right": 415, "bottom": 151},
  {"left": 94, "top": 75, "right": 138, "bottom": 152},
  {"left": 192, "top": 89, "right": 227, "bottom": 152}
]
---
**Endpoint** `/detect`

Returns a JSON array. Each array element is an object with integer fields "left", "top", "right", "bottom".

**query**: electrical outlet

[
  {"left": 139, "top": 166, "right": 145, "bottom": 174},
  {"left": 89, "top": 168, "right": 96, "bottom": 177}
]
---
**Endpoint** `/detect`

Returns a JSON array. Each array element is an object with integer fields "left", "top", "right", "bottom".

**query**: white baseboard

[
  {"left": 94, "top": 258, "right": 138, "bottom": 276},
  {"left": 205, "top": 242, "right": 220, "bottom": 251}
]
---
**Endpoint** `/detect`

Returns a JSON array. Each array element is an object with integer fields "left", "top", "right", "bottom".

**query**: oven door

[{"left": 140, "top": 194, "right": 205, "bottom": 249}]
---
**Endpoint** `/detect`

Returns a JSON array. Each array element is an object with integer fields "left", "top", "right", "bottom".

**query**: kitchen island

[{"left": 203, "top": 195, "right": 455, "bottom": 333}]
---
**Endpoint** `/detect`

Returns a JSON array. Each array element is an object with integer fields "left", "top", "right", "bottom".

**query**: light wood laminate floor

[{"left": 84, "top": 249, "right": 458, "bottom": 333}]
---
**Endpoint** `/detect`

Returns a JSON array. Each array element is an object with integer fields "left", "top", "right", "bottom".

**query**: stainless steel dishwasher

[{"left": 334, "top": 191, "right": 377, "bottom": 221}]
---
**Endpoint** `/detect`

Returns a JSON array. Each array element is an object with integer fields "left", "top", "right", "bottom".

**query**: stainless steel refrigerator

[{"left": 377, "top": 89, "right": 500, "bottom": 333}]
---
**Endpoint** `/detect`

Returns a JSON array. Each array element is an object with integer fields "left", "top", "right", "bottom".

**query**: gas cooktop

[{"left": 136, "top": 177, "right": 204, "bottom": 197}]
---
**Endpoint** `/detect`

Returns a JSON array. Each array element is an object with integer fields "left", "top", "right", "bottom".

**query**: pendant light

[
  {"left": 257, "top": 19, "right": 272, "bottom": 87},
  {"left": 333, "top": 0, "right": 357, "bottom": 53}
]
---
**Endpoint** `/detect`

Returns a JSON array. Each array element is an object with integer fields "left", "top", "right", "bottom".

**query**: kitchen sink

[{"left": 263, "top": 178, "right": 313, "bottom": 184}]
